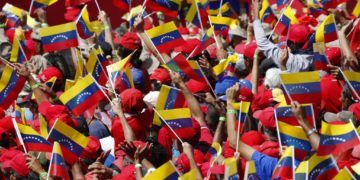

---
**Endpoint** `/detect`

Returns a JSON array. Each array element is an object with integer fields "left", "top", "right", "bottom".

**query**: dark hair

[
  {"left": 95, "top": 41, "right": 113, "bottom": 59},
  {"left": 45, "top": 53, "right": 71, "bottom": 80},
  {"left": 119, "top": 47, "right": 143, "bottom": 68},
  {"left": 205, "top": 104, "right": 220, "bottom": 131},
  {"left": 287, "top": 41, "right": 306, "bottom": 54},
  {"left": 151, "top": 80, "right": 162, "bottom": 91},
  {"left": 146, "top": 141, "right": 169, "bottom": 167}
]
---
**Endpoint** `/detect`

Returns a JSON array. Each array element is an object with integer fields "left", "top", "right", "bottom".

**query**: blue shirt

[{"left": 251, "top": 151, "right": 278, "bottom": 180}]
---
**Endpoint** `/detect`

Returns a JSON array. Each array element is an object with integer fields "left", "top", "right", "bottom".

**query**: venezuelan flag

[
  {"left": 191, "top": 27, "right": 215, "bottom": 57},
  {"left": 319, "top": 0, "right": 347, "bottom": 9},
  {"left": 280, "top": 71, "right": 321, "bottom": 105},
  {"left": 185, "top": 2, "right": 201, "bottom": 27},
  {"left": 143, "top": 161, "right": 180, "bottom": 180},
  {"left": 295, "top": 161, "right": 308, "bottom": 180},
  {"left": 275, "top": 104, "right": 315, "bottom": 127},
  {"left": 85, "top": 49, "right": 108, "bottom": 86},
  {"left": 48, "top": 120, "right": 89, "bottom": 164},
  {"left": 205, "top": 142, "right": 222, "bottom": 163},
  {"left": 0, "top": 66, "right": 26, "bottom": 109},
  {"left": 145, "top": 21, "right": 185, "bottom": 53},
  {"left": 10, "top": 37, "right": 26, "bottom": 63},
  {"left": 277, "top": 0, "right": 289, "bottom": 10},
  {"left": 244, "top": 161, "right": 259, "bottom": 179},
  {"left": 318, "top": 121, "right": 360, "bottom": 156},
  {"left": 343, "top": 71, "right": 360, "bottom": 97},
  {"left": 59, "top": 74, "right": 105, "bottom": 116},
  {"left": 315, "top": 14, "right": 338, "bottom": 43},
  {"left": 39, "top": 114, "right": 48, "bottom": 138},
  {"left": 157, "top": 108, "right": 193, "bottom": 133},
  {"left": 122, "top": 5, "right": 143, "bottom": 27},
  {"left": 39, "top": 22, "right": 78, "bottom": 52},
  {"left": 313, "top": 42, "right": 329, "bottom": 71},
  {"left": 213, "top": 56, "right": 237, "bottom": 80},
  {"left": 231, "top": 101, "right": 250, "bottom": 132},
  {"left": 65, "top": 79, "right": 75, "bottom": 91},
  {"left": 179, "top": 168, "right": 196, "bottom": 180},
  {"left": 277, "top": 121, "right": 312, "bottom": 161},
  {"left": 209, "top": 16, "right": 238, "bottom": 32},
  {"left": 45, "top": 77, "right": 57, "bottom": 89},
  {"left": 153, "top": 85, "right": 185, "bottom": 126},
  {"left": 145, "top": 0, "right": 180, "bottom": 18},
  {"left": 107, "top": 53, "right": 133, "bottom": 90},
  {"left": 273, "top": 6, "right": 299, "bottom": 36},
  {"left": 166, "top": 54, "right": 204, "bottom": 81},
  {"left": 272, "top": 146, "right": 295, "bottom": 179},
  {"left": 49, "top": 141, "right": 70, "bottom": 180},
  {"left": 207, "top": 2, "right": 230, "bottom": 16},
  {"left": 17, "top": 123, "right": 52, "bottom": 152},
  {"left": 33, "top": 0, "right": 58, "bottom": 10},
  {"left": 333, "top": 167, "right": 355, "bottom": 180},
  {"left": 224, "top": 158, "right": 239, "bottom": 179},
  {"left": 353, "top": 0, "right": 360, "bottom": 17},
  {"left": 15, "top": 105, "right": 26, "bottom": 124},
  {"left": 76, "top": 6, "right": 94, "bottom": 39},
  {"left": 260, "top": 0, "right": 277, "bottom": 24},
  {"left": 308, "top": 154, "right": 338, "bottom": 179},
  {"left": 188, "top": 60, "right": 205, "bottom": 79},
  {"left": 351, "top": 162, "right": 360, "bottom": 178}
]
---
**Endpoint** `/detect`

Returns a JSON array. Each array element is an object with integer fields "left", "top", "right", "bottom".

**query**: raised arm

[
  {"left": 182, "top": 143, "right": 203, "bottom": 180},
  {"left": 98, "top": 11, "right": 115, "bottom": 50},
  {"left": 111, "top": 99, "right": 136, "bottom": 141}
]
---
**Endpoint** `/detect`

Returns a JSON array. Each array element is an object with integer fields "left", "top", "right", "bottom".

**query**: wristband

[
  {"left": 306, "top": 128, "right": 317, "bottom": 136},
  {"left": 31, "top": 83, "right": 41, "bottom": 90},
  {"left": 226, "top": 109, "right": 237, "bottom": 115},
  {"left": 39, "top": 172, "right": 47, "bottom": 179},
  {"left": 135, "top": 163, "right": 142, "bottom": 168},
  {"left": 0, "top": 24, "right": 5, "bottom": 28},
  {"left": 219, "top": 116, "right": 226, "bottom": 121}
]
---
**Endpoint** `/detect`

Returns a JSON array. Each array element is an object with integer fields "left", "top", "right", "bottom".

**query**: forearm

[
  {"left": 212, "top": 120, "right": 224, "bottom": 143},
  {"left": 298, "top": 118, "right": 320, "bottom": 150},
  {"left": 226, "top": 102, "right": 237, "bottom": 146},
  {"left": 117, "top": 111, "right": 136, "bottom": 141},
  {"left": 135, "top": 160, "right": 143, "bottom": 180},
  {"left": 138, "top": 32, "right": 166, "bottom": 64},
  {"left": 251, "top": 57, "right": 259, "bottom": 94},
  {"left": 178, "top": 82, "right": 206, "bottom": 126},
  {"left": 71, "top": 162, "right": 85, "bottom": 180},
  {"left": 187, "top": 155, "right": 203, "bottom": 180}
]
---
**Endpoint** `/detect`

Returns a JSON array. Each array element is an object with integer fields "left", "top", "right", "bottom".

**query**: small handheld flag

[
  {"left": 275, "top": 104, "right": 315, "bottom": 127},
  {"left": 308, "top": 154, "right": 339, "bottom": 179},
  {"left": 244, "top": 161, "right": 259, "bottom": 179},
  {"left": 333, "top": 167, "right": 355, "bottom": 180},
  {"left": 272, "top": 146, "right": 295, "bottom": 179},
  {"left": 224, "top": 158, "right": 239, "bottom": 179},
  {"left": 157, "top": 108, "right": 193, "bottom": 137},
  {"left": 259, "top": 0, "right": 277, "bottom": 24},
  {"left": 231, "top": 101, "right": 251, "bottom": 133},
  {"left": 273, "top": 6, "right": 299, "bottom": 36},
  {"left": 295, "top": 161, "right": 309, "bottom": 180},
  {"left": 209, "top": 16, "right": 238, "bottom": 32},
  {"left": 342, "top": 70, "right": 360, "bottom": 100},
  {"left": 49, "top": 141, "right": 70, "bottom": 180},
  {"left": 143, "top": 161, "right": 180, "bottom": 180},
  {"left": 17, "top": 123, "right": 52, "bottom": 152},
  {"left": 76, "top": 5, "right": 94, "bottom": 39},
  {"left": 315, "top": 14, "right": 338, "bottom": 43},
  {"left": 39, "top": 22, "right": 78, "bottom": 52},
  {"left": 166, "top": 53, "right": 204, "bottom": 82}
]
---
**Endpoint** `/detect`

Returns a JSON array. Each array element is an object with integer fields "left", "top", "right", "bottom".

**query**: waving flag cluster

[
  {"left": 85, "top": 48, "right": 109, "bottom": 86},
  {"left": 48, "top": 120, "right": 89, "bottom": 164},
  {"left": 277, "top": 121, "right": 312, "bottom": 160},
  {"left": 275, "top": 104, "right": 315, "bottom": 127},
  {"left": 17, "top": 123, "right": 52, "bottom": 152},
  {"left": 59, "top": 74, "right": 105, "bottom": 117},
  {"left": 39, "top": 22, "right": 78, "bottom": 52},
  {"left": 318, "top": 121, "right": 360, "bottom": 156},
  {"left": 145, "top": 21, "right": 185, "bottom": 53},
  {"left": 209, "top": 16, "right": 238, "bottom": 32},
  {"left": 191, "top": 27, "right": 215, "bottom": 56}
]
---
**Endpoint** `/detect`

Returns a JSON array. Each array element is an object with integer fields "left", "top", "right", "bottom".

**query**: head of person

[
  {"left": 149, "top": 68, "right": 171, "bottom": 91},
  {"left": 44, "top": 53, "right": 71, "bottom": 80},
  {"left": 119, "top": 88, "right": 146, "bottom": 114},
  {"left": 287, "top": 24, "right": 312, "bottom": 53},
  {"left": 263, "top": 68, "right": 281, "bottom": 89},
  {"left": 118, "top": 32, "right": 142, "bottom": 68},
  {"left": 341, "top": 84, "right": 356, "bottom": 110}
]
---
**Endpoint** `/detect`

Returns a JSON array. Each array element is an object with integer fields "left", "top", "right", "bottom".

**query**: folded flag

[
  {"left": 273, "top": 6, "right": 299, "bottom": 36},
  {"left": 32, "top": 0, "right": 58, "bottom": 11},
  {"left": 295, "top": 161, "right": 309, "bottom": 180},
  {"left": 209, "top": 16, "right": 238, "bottom": 32},
  {"left": 352, "top": 0, "right": 360, "bottom": 17},
  {"left": 185, "top": 1, "right": 203, "bottom": 27},
  {"left": 315, "top": 14, "right": 337, "bottom": 43},
  {"left": 122, "top": 5, "right": 143, "bottom": 27},
  {"left": 59, "top": 74, "right": 105, "bottom": 117},
  {"left": 76, "top": 5, "right": 94, "bottom": 39},
  {"left": 277, "top": 121, "right": 312, "bottom": 161},
  {"left": 153, "top": 85, "right": 185, "bottom": 126},
  {"left": 39, "top": 22, "right": 78, "bottom": 52},
  {"left": 308, "top": 154, "right": 338, "bottom": 179},
  {"left": 213, "top": 56, "right": 237, "bottom": 80},
  {"left": 224, "top": 158, "right": 239, "bottom": 179},
  {"left": 207, "top": 2, "right": 230, "bottom": 16},
  {"left": 157, "top": 108, "right": 193, "bottom": 135},
  {"left": 231, "top": 101, "right": 251, "bottom": 132},
  {"left": 106, "top": 53, "right": 134, "bottom": 91},
  {"left": 85, "top": 48, "right": 108, "bottom": 86},
  {"left": 45, "top": 77, "right": 57, "bottom": 89},
  {"left": 10, "top": 37, "right": 26, "bottom": 64},
  {"left": 313, "top": 42, "right": 329, "bottom": 71},
  {"left": 39, "top": 114, "right": 48, "bottom": 138},
  {"left": 343, "top": 70, "right": 360, "bottom": 98},
  {"left": 205, "top": 142, "right": 222, "bottom": 164},
  {"left": 333, "top": 167, "right": 355, "bottom": 180},
  {"left": 145, "top": 21, "right": 185, "bottom": 53},
  {"left": 48, "top": 119, "right": 89, "bottom": 164},
  {"left": 17, "top": 123, "right": 52, "bottom": 152},
  {"left": 280, "top": 71, "right": 321, "bottom": 106},
  {"left": 275, "top": 104, "right": 315, "bottom": 127},
  {"left": 143, "top": 160, "right": 180, "bottom": 180},
  {"left": 49, "top": 141, "right": 70, "bottom": 180},
  {"left": 260, "top": 0, "right": 277, "bottom": 24},
  {"left": 318, "top": 120, "right": 360, "bottom": 156},
  {"left": 191, "top": 27, "right": 215, "bottom": 57},
  {"left": 166, "top": 53, "right": 204, "bottom": 81},
  {"left": 0, "top": 66, "right": 26, "bottom": 109},
  {"left": 272, "top": 146, "right": 295, "bottom": 179},
  {"left": 244, "top": 161, "right": 259, "bottom": 179}
]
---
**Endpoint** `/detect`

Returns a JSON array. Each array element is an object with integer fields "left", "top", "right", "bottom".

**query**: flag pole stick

[
  {"left": 12, "top": 116, "right": 27, "bottom": 154},
  {"left": 138, "top": 0, "right": 148, "bottom": 18},
  {"left": 218, "top": 0, "right": 224, "bottom": 16},
  {"left": 194, "top": 60, "right": 218, "bottom": 98},
  {"left": 47, "top": 145, "right": 54, "bottom": 180},
  {"left": 194, "top": 1, "right": 204, "bottom": 33},
  {"left": 90, "top": 75, "right": 114, "bottom": 105},
  {"left": 235, "top": 102, "right": 242, "bottom": 153},
  {"left": 339, "top": 69, "right": 360, "bottom": 101},
  {"left": 16, "top": 37, "right": 29, "bottom": 62},
  {"left": 144, "top": 33, "right": 168, "bottom": 64},
  {"left": 207, "top": 16, "right": 221, "bottom": 49},
  {"left": 152, "top": 108, "right": 184, "bottom": 144},
  {"left": 0, "top": 56, "right": 15, "bottom": 69},
  {"left": 29, "top": 0, "right": 34, "bottom": 14},
  {"left": 279, "top": 78, "right": 294, "bottom": 103},
  {"left": 94, "top": 0, "right": 101, "bottom": 12},
  {"left": 267, "top": 0, "right": 295, "bottom": 40}
]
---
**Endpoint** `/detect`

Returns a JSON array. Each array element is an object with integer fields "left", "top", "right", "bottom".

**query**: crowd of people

[{"left": 0, "top": 0, "right": 360, "bottom": 179}]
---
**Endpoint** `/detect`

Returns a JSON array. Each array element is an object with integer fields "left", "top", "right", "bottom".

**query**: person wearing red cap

[{"left": 252, "top": 0, "right": 313, "bottom": 72}]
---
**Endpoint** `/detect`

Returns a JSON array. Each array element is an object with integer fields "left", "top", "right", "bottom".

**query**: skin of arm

[
  {"left": 99, "top": 11, "right": 115, "bottom": 50},
  {"left": 111, "top": 99, "right": 136, "bottom": 141},
  {"left": 182, "top": 143, "right": 203, "bottom": 180},
  {"left": 251, "top": 48, "right": 260, "bottom": 94},
  {"left": 291, "top": 101, "right": 320, "bottom": 150},
  {"left": 170, "top": 72, "right": 207, "bottom": 126}
]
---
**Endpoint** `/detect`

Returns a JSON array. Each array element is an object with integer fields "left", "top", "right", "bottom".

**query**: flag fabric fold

[{"left": 17, "top": 123, "right": 52, "bottom": 152}]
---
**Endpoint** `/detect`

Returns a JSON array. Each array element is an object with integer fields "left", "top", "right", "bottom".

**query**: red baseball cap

[
  {"left": 241, "top": 130, "right": 265, "bottom": 147},
  {"left": 288, "top": 24, "right": 312, "bottom": 44},
  {"left": 81, "top": 136, "right": 101, "bottom": 160},
  {"left": 257, "top": 141, "right": 280, "bottom": 158},
  {"left": 38, "top": 101, "right": 78, "bottom": 128},
  {"left": 119, "top": 32, "right": 141, "bottom": 51},
  {"left": 349, "top": 103, "right": 360, "bottom": 121},
  {"left": 239, "top": 87, "right": 254, "bottom": 102},
  {"left": 150, "top": 68, "right": 171, "bottom": 84},
  {"left": 243, "top": 42, "right": 258, "bottom": 61},
  {"left": 119, "top": 88, "right": 144, "bottom": 113},
  {"left": 38, "top": 67, "right": 63, "bottom": 83},
  {"left": 174, "top": 39, "right": 201, "bottom": 54},
  {"left": 2, "top": 152, "right": 30, "bottom": 177},
  {"left": 176, "top": 149, "right": 204, "bottom": 172},
  {"left": 258, "top": 107, "right": 276, "bottom": 131},
  {"left": 178, "top": 27, "right": 189, "bottom": 35},
  {"left": 325, "top": 47, "right": 342, "bottom": 66}
]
